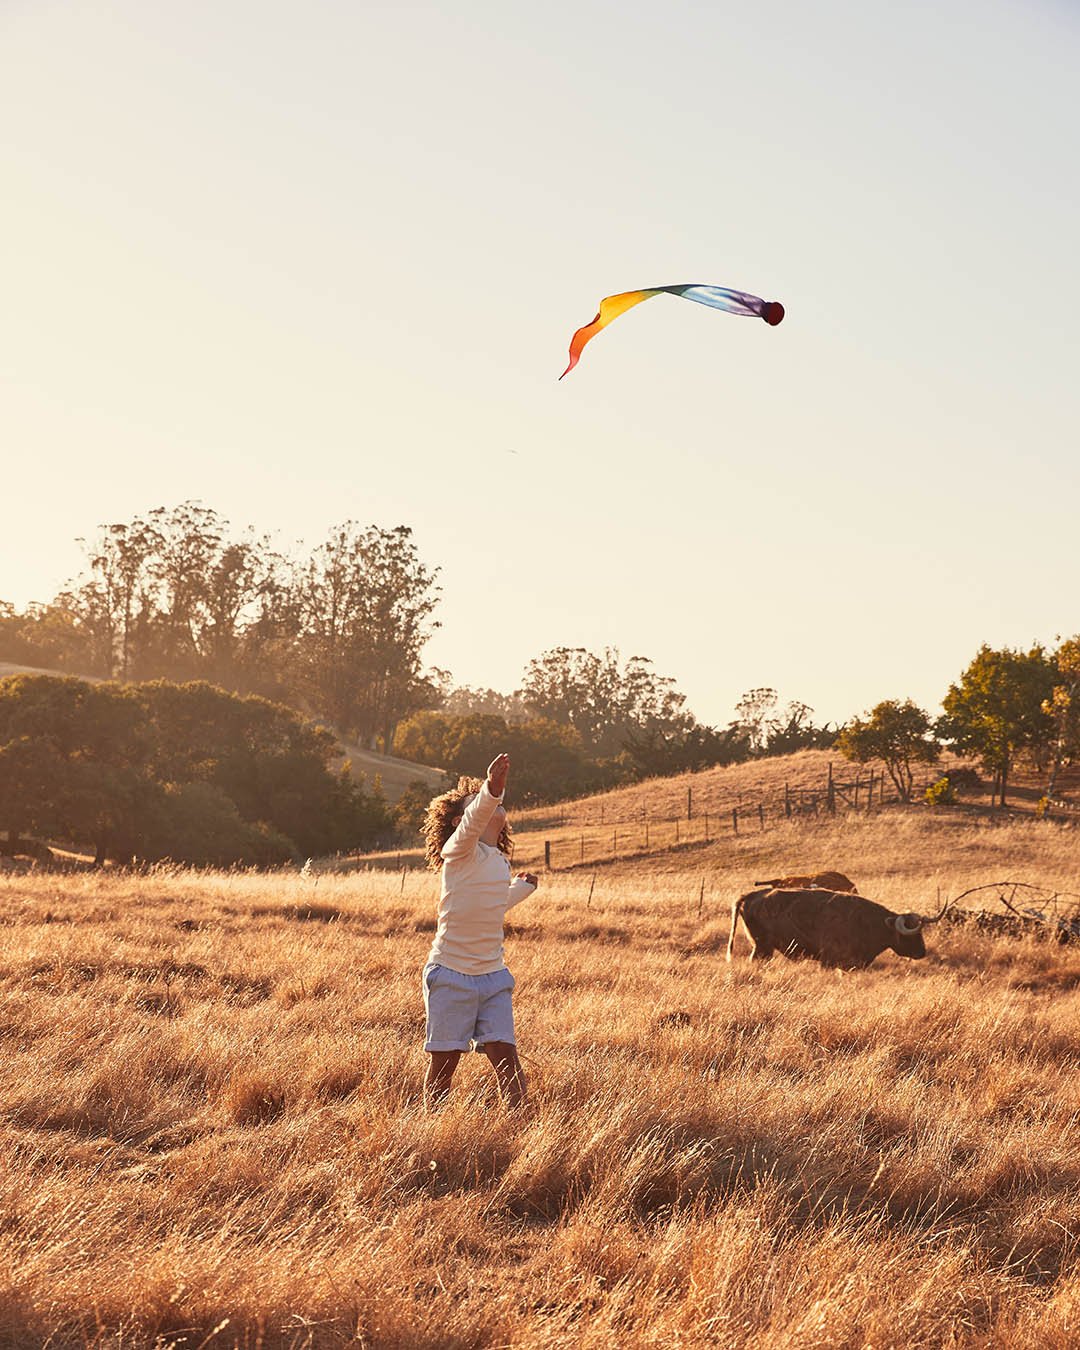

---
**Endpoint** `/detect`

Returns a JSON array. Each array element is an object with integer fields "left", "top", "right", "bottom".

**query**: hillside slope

[
  {"left": 333, "top": 739, "right": 446, "bottom": 801},
  {"left": 346, "top": 748, "right": 1080, "bottom": 913},
  {"left": 347, "top": 748, "right": 967, "bottom": 871},
  {"left": 515, "top": 748, "right": 864, "bottom": 827},
  {"left": 510, "top": 747, "right": 983, "bottom": 841},
  {"left": 0, "top": 659, "right": 99, "bottom": 682}
]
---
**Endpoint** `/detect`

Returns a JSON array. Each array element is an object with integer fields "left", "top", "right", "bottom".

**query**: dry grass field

[{"left": 3, "top": 808, "right": 1080, "bottom": 1347}]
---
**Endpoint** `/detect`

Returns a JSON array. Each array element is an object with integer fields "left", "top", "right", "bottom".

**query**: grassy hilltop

[
  {"left": 350, "top": 745, "right": 1076, "bottom": 875},
  {"left": 2, "top": 791, "right": 1080, "bottom": 1346}
]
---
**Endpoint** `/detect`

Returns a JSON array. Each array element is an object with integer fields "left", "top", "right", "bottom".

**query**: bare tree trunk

[{"left": 1045, "top": 752, "right": 1063, "bottom": 803}]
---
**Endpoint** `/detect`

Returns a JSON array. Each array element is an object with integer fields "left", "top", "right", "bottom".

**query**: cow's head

[{"left": 886, "top": 911, "right": 927, "bottom": 959}]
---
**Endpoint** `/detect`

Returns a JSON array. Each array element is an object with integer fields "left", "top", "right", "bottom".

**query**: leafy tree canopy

[
  {"left": 836, "top": 699, "right": 939, "bottom": 801},
  {"left": 0, "top": 505, "right": 444, "bottom": 754},
  {"left": 394, "top": 710, "right": 599, "bottom": 805},
  {"left": 519, "top": 647, "right": 693, "bottom": 759},
  {"left": 938, "top": 644, "right": 1056, "bottom": 806},
  {"left": 733, "top": 688, "right": 835, "bottom": 756}
]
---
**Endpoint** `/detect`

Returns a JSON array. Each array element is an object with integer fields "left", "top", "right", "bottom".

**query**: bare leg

[
  {"left": 424, "top": 1050, "right": 461, "bottom": 1110},
  {"left": 483, "top": 1041, "right": 527, "bottom": 1109}
]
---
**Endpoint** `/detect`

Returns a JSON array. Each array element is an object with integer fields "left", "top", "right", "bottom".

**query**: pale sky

[{"left": 3, "top": 0, "right": 1078, "bottom": 729}]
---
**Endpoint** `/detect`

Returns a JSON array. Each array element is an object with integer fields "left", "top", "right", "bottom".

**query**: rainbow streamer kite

[{"left": 560, "top": 283, "right": 784, "bottom": 379}]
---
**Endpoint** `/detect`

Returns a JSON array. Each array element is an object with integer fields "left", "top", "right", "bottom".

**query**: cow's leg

[{"left": 748, "top": 940, "right": 774, "bottom": 962}]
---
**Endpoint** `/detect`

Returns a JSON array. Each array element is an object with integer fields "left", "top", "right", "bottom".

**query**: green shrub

[
  {"left": 393, "top": 778, "right": 441, "bottom": 841},
  {"left": 925, "top": 776, "right": 955, "bottom": 806},
  {"left": 0, "top": 674, "right": 391, "bottom": 864},
  {"left": 137, "top": 782, "right": 298, "bottom": 867}
]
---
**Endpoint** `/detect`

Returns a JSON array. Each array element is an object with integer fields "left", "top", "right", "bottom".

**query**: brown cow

[
  {"left": 726, "top": 887, "right": 928, "bottom": 969},
  {"left": 753, "top": 870, "right": 857, "bottom": 893}
]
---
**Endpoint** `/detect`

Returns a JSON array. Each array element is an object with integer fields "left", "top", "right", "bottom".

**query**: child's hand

[
  {"left": 487, "top": 753, "right": 510, "bottom": 797},
  {"left": 515, "top": 871, "right": 538, "bottom": 888}
]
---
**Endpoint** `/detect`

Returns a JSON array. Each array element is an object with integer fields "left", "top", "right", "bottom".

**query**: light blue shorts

[{"left": 422, "top": 963, "right": 516, "bottom": 1053}]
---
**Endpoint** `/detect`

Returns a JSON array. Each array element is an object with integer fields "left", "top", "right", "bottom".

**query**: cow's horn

[{"left": 894, "top": 912, "right": 923, "bottom": 935}]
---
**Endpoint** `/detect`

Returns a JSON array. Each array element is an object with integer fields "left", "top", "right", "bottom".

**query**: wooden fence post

[
  {"left": 758, "top": 802, "right": 765, "bottom": 830},
  {"left": 785, "top": 782, "right": 791, "bottom": 818},
  {"left": 687, "top": 787, "right": 693, "bottom": 820},
  {"left": 854, "top": 776, "right": 861, "bottom": 809},
  {"left": 588, "top": 873, "right": 596, "bottom": 908},
  {"left": 732, "top": 808, "right": 739, "bottom": 835},
  {"left": 697, "top": 874, "right": 705, "bottom": 919},
  {"left": 544, "top": 840, "right": 551, "bottom": 871},
  {"left": 580, "top": 835, "right": 585, "bottom": 863},
  {"left": 827, "top": 762, "right": 835, "bottom": 814},
  {"left": 675, "top": 819, "right": 680, "bottom": 844}
]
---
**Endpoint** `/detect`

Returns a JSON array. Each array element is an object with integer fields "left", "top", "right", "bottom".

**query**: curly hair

[{"left": 421, "top": 775, "right": 513, "bottom": 872}]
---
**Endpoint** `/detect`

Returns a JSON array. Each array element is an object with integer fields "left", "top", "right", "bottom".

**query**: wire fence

[{"left": 534, "top": 808, "right": 752, "bottom": 871}]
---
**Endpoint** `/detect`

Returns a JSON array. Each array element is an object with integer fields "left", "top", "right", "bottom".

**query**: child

[{"left": 419, "top": 752, "right": 538, "bottom": 1109}]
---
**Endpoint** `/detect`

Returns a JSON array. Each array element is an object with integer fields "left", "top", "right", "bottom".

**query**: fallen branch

[{"left": 941, "top": 881, "right": 1080, "bottom": 944}]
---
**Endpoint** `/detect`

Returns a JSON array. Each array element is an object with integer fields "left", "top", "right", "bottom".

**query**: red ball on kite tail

[{"left": 559, "top": 283, "right": 785, "bottom": 379}]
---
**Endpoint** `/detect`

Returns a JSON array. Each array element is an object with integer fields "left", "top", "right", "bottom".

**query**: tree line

[
  {"left": 0, "top": 503, "right": 440, "bottom": 752},
  {"left": 392, "top": 650, "right": 835, "bottom": 817},
  {"left": 3, "top": 635, "right": 1072, "bottom": 866},
  {"left": 837, "top": 640, "right": 1080, "bottom": 807},
  {"left": 0, "top": 507, "right": 835, "bottom": 799},
  {"left": 395, "top": 640, "right": 1080, "bottom": 815},
  {"left": 0, "top": 675, "right": 390, "bottom": 865},
  {"left": 5, "top": 504, "right": 1078, "bottom": 821}
]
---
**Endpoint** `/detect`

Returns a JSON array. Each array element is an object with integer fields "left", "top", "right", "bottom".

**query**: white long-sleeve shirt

[{"left": 426, "top": 782, "right": 537, "bottom": 975}]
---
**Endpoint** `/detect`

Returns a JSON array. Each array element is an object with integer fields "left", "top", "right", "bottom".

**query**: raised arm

[{"left": 441, "top": 754, "right": 510, "bottom": 862}]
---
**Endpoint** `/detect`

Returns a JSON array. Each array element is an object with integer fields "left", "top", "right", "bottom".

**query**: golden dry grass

[{"left": 4, "top": 809, "right": 1080, "bottom": 1347}]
